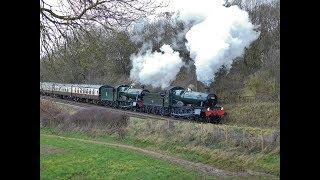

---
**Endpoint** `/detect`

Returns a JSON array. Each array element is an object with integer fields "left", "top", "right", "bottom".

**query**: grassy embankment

[
  {"left": 222, "top": 102, "right": 280, "bottom": 129},
  {"left": 40, "top": 100, "right": 280, "bottom": 177}
]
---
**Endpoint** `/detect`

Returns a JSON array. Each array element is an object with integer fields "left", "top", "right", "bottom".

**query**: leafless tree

[{"left": 40, "top": 0, "right": 165, "bottom": 56}]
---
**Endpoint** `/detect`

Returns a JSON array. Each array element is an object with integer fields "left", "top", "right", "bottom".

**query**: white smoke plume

[
  {"left": 130, "top": 44, "right": 184, "bottom": 89},
  {"left": 170, "top": 0, "right": 260, "bottom": 85},
  {"left": 129, "top": 0, "right": 259, "bottom": 87}
]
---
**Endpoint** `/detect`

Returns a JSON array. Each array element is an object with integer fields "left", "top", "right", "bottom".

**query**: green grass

[
  {"left": 40, "top": 134, "right": 213, "bottom": 180},
  {"left": 41, "top": 128, "right": 280, "bottom": 177}
]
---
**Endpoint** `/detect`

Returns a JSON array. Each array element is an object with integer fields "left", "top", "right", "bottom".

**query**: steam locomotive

[{"left": 40, "top": 82, "right": 226, "bottom": 123}]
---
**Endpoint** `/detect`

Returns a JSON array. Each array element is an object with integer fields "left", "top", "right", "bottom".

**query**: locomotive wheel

[{"left": 210, "top": 116, "right": 221, "bottom": 124}]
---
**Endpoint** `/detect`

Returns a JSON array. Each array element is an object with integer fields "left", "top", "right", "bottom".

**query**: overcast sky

[{"left": 42, "top": 0, "right": 275, "bottom": 21}]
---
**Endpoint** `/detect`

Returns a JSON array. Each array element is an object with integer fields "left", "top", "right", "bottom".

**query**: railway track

[{"left": 40, "top": 95, "right": 201, "bottom": 123}]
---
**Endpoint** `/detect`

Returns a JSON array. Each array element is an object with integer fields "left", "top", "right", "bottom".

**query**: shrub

[
  {"left": 40, "top": 101, "right": 67, "bottom": 128},
  {"left": 40, "top": 101, "right": 129, "bottom": 138},
  {"left": 64, "top": 107, "right": 129, "bottom": 138}
]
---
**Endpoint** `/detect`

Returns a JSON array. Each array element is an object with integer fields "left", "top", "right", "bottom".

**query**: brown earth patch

[{"left": 40, "top": 145, "right": 67, "bottom": 155}]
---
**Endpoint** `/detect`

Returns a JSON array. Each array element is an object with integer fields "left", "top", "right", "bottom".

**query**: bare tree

[{"left": 40, "top": 0, "right": 165, "bottom": 56}]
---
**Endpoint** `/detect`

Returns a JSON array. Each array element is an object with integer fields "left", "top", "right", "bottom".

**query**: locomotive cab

[{"left": 206, "top": 94, "right": 218, "bottom": 108}]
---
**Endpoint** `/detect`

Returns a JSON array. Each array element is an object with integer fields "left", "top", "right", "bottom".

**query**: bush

[
  {"left": 40, "top": 101, "right": 129, "bottom": 138},
  {"left": 63, "top": 107, "right": 129, "bottom": 138},
  {"left": 40, "top": 101, "right": 67, "bottom": 128}
]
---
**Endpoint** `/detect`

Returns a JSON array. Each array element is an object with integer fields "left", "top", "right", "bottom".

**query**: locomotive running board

[
  {"left": 119, "top": 105, "right": 132, "bottom": 108},
  {"left": 170, "top": 113, "right": 194, "bottom": 117}
]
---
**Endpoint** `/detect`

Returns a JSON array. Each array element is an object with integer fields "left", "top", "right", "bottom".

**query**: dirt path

[{"left": 41, "top": 134, "right": 278, "bottom": 179}]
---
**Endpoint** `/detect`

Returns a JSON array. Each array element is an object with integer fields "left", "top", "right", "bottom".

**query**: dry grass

[
  {"left": 63, "top": 107, "right": 129, "bottom": 138},
  {"left": 40, "top": 101, "right": 67, "bottom": 128},
  {"left": 40, "top": 100, "right": 279, "bottom": 153},
  {"left": 40, "top": 100, "right": 129, "bottom": 138},
  {"left": 222, "top": 102, "right": 280, "bottom": 129},
  {"left": 128, "top": 118, "right": 280, "bottom": 154}
]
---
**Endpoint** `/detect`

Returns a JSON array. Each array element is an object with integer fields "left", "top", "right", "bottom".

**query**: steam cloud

[
  {"left": 129, "top": 0, "right": 259, "bottom": 88},
  {"left": 130, "top": 44, "right": 184, "bottom": 89},
  {"left": 181, "top": 1, "right": 260, "bottom": 85}
]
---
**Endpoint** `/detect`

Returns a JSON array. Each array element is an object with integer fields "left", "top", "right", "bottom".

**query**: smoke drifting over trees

[
  {"left": 41, "top": 0, "right": 280, "bottom": 103},
  {"left": 124, "top": 0, "right": 260, "bottom": 88}
]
